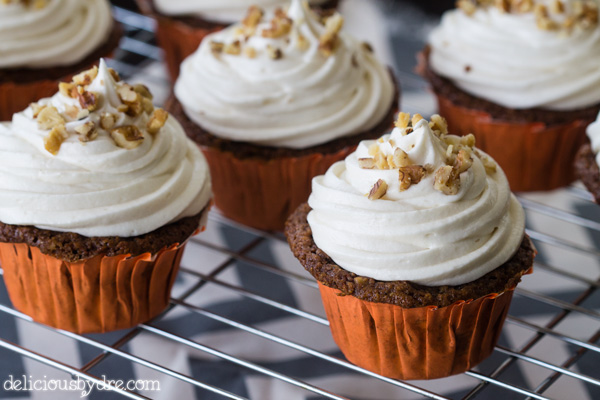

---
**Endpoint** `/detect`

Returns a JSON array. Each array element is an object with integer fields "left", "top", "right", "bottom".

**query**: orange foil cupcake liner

[
  {"left": 0, "top": 79, "right": 74, "bottom": 122},
  {"left": 154, "top": 17, "right": 223, "bottom": 82},
  {"left": 436, "top": 94, "right": 589, "bottom": 192},
  {"left": 319, "top": 282, "right": 519, "bottom": 380},
  {"left": 0, "top": 242, "right": 186, "bottom": 334},
  {"left": 201, "top": 145, "right": 355, "bottom": 231}
]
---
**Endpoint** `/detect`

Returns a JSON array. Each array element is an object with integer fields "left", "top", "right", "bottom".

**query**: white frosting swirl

[
  {"left": 428, "top": 1, "right": 600, "bottom": 110},
  {"left": 587, "top": 111, "right": 600, "bottom": 166},
  {"left": 154, "top": 0, "right": 328, "bottom": 23},
  {"left": 307, "top": 120, "right": 525, "bottom": 286},
  {"left": 0, "top": 61, "right": 212, "bottom": 237},
  {"left": 0, "top": 0, "right": 113, "bottom": 69},
  {"left": 175, "top": 0, "right": 395, "bottom": 149}
]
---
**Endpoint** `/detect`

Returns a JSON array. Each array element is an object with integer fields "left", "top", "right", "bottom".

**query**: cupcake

[
  {"left": 0, "top": 0, "right": 122, "bottom": 121},
  {"left": 0, "top": 60, "right": 212, "bottom": 334},
  {"left": 169, "top": 0, "right": 398, "bottom": 231},
  {"left": 285, "top": 113, "right": 535, "bottom": 380},
  {"left": 136, "top": 0, "right": 339, "bottom": 81},
  {"left": 420, "top": 0, "right": 600, "bottom": 192},
  {"left": 575, "top": 111, "right": 600, "bottom": 202}
]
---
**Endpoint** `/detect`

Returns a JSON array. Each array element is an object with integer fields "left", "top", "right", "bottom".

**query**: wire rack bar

[{"left": 518, "top": 196, "right": 600, "bottom": 232}]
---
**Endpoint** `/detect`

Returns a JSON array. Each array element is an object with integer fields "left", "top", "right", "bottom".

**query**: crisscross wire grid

[{"left": 0, "top": 2, "right": 599, "bottom": 400}]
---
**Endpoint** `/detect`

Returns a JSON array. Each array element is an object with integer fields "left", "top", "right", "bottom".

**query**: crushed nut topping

[
  {"left": 267, "top": 45, "right": 283, "bottom": 60},
  {"left": 1, "top": 0, "right": 47, "bottom": 9},
  {"left": 262, "top": 8, "right": 293, "bottom": 38},
  {"left": 368, "top": 179, "right": 388, "bottom": 200},
  {"left": 210, "top": 41, "right": 225, "bottom": 54},
  {"left": 457, "top": 0, "right": 598, "bottom": 32},
  {"left": 74, "top": 121, "right": 98, "bottom": 143},
  {"left": 37, "top": 106, "right": 65, "bottom": 130},
  {"left": 319, "top": 13, "right": 344, "bottom": 57},
  {"left": 43, "top": 124, "right": 68, "bottom": 155},
  {"left": 33, "top": 64, "right": 164, "bottom": 155},
  {"left": 147, "top": 108, "right": 168, "bottom": 135},
  {"left": 224, "top": 40, "right": 242, "bottom": 55},
  {"left": 242, "top": 5, "right": 264, "bottom": 29},
  {"left": 110, "top": 126, "right": 144, "bottom": 149}
]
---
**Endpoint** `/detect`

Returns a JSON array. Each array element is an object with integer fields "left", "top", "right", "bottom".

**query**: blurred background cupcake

[
  {"left": 420, "top": 0, "right": 600, "bottom": 192},
  {"left": 0, "top": 60, "right": 212, "bottom": 334},
  {"left": 0, "top": 0, "right": 122, "bottom": 121},
  {"left": 169, "top": 0, "right": 399, "bottom": 231},
  {"left": 136, "top": 0, "right": 340, "bottom": 81},
  {"left": 575, "top": 111, "right": 600, "bottom": 202},
  {"left": 285, "top": 113, "right": 535, "bottom": 380}
]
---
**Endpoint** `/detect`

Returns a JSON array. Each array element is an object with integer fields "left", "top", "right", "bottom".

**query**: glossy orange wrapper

[
  {"left": 0, "top": 242, "right": 186, "bottom": 334},
  {"left": 318, "top": 272, "right": 529, "bottom": 380},
  {"left": 436, "top": 94, "right": 590, "bottom": 192},
  {"left": 201, "top": 145, "right": 356, "bottom": 231}
]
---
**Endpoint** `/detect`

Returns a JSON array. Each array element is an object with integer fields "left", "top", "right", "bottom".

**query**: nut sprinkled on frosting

[
  {"left": 456, "top": 0, "right": 599, "bottom": 32},
  {"left": 32, "top": 61, "right": 168, "bottom": 155},
  {"left": 0, "top": 0, "right": 47, "bottom": 9},
  {"left": 359, "top": 113, "right": 490, "bottom": 198}
]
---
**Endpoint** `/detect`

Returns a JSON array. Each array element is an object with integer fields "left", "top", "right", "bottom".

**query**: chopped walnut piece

[
  {"left": 358, "top": 158, "right": 375, "bottom": 169},
  {"left": 267, "top": 45, "right": 283, "bottom": 60},
  {"left": 411, "top": 113, "right": 424, "bottom": 127},
  {"left": 398, "top": 168, "right": 412, "bottom": 191},
  {"left": 110, "top": 125, "right": 144, "bottom": 149},
  {"left": 77, "top": 91, "right": 100, "bottom": 112},
  {"left": 116, "top": 84, "right": 137, "bottom": 103},
  {"left": 434, "top": 165, "right": 460, "bottom": 195},
  {"left": 481, "top": 155, "right": 497, "bottom": 173},
  {"left": 244, "top": 46, "right": 257, "bottom": 58},
  {"left": 75, "top": 121, "right": 98, "bottom": 142},
  {"left": 368, "top": 179, "right": 388, "bottom": 200},
  {"left": 374, "top": 152, "right": 389, "bottom": 170},
  {"left": 454, "top": 149, "right": 473, "bottom": 174},
  {"left": 395, "top": 112, "right": 410, "bottom": 129},
  {"left": 224, "top": 40, "right": 242, "bottom": 55},
  {"left": 37, "top": 106, "right": 65, "bottom": 130},
  {"left": 100, "top": 113, "right": 116, "bottom": 130},
  {"left": 514, "top": 0, "right": 534, "bottom": 13},
  {"left": 368, "top": 142, "right": 379, "bottom": 156},
  {"left": 43, "top": 124, "right": 68, "bottom": 155},
  {"left": 108, "top": 68, "right": 121, "bottom": 82},
  {"left": 147, "top": 108, "right": 168, "bottom": 135},
  {"left": 319, "top": 13, "right": 344, "bottom": 57},
  {"left": 550, "top": 0, "right": 565, "bottom": 13},
  {"left": 362, "top": 42, "right": 374, "bottom": 53},
  {"left": 242, "top": 5, "right": 263, "bottom": 28},
  {"left": 210, "top": 41, "right": 224, "bottom": 53},
  {"left": 403, "top": 165, "right": 427, "bottom": 184},
  {"left": 393, "top": 148, "right": 410, "bottom": 168},
  {"left": 30, "top": 102, "right": 46, "bottom": 119},
  {"left": 495, "top": 0, "right": 510, "bottom": 12},
  {"left": 461, "top": 133, "right": 476, "bottom": 147},
  {"left": 63, "top": 105, "right": 79, "bottom": 120},
  {"left": 296, "top": 33, "right": 310, "bottom": 51},
  {"left": 141, "top": 97, "right": 154, "bottom": 114},
  {"left": 429, "top": 114, "right": 449, "bottom": 135},
  {"left": 133, "top": 84, "right": 153, "bottom": 100},
  {"left": 262, "top": 8, "right": 293, "bottom": 38},
  {"left": 457, "top": 0, "right": 477, "bottom": 15},
  {"left": 72, "top": 66, "right": 98, "bottom": 86},
  {"left": 58, "top": 82, "right": 77, "bottom": 98}
]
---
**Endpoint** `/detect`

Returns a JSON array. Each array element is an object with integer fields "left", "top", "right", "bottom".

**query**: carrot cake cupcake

[
  {"left": 0, "top": 60, "right": 212, "bottom": 334},
  {"left": 286, "top": 113, "right": 535, "bottom": 380},
  {"left": 421, "top": 0, "right": 600, "bottom": 191},
  {"left": 170, "top": 0, "right": 398, "bottom": 231}
]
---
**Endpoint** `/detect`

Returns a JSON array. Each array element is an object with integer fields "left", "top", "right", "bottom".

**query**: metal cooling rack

[{"left": 0, "top": 5, "right": 599, "bottom": 400}]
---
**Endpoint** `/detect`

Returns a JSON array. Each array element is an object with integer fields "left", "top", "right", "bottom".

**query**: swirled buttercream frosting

[
  {"left": 428, "top": 0, "right": 600, "bottom": 111},
  {"left": 0, "top": 60, "right": 212, "bottom": 237},
  {"left": 175, "top": 0, "right": 395, "bottom": 149},
  {"left": 307, "top": 113, "right": 525, "bottom": 286},
  {"left": 0, "top": 0, "right": 113, "bottom": 69},
  {"left": 587, "top": 111, "right": 600, "bottom": 166},
  {"left": 153, "top": 0, "right": 328, "bottom": 24}
]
